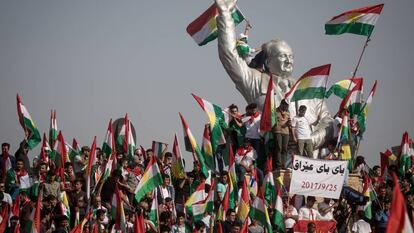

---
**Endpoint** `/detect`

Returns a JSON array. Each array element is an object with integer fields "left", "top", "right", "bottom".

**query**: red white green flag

[
  {"left": 250, "top": 190, "right": 272, "bottom": 233},
  {"left": 56, "top": 131, "right": 70, "bottom": 167},
  {"left": 399, "top": 132, "right": 411, "bottom": 176},
  {"left": 102, "top": 119, "right": 115, "bottom": 157},
  {"left": 260, "top": 75, "right": 277, "bottom": 132},
  {"left": 28, "top": 188, "right": 41, "bottom": 233},
  {"left": 40, "top": 133, "right": 50, "bottom": 164},
  {"left": 228, "top": 146, "right": 238, "bottom": 209},
  {"left": 362, "top": 174, "right": 376, "bottom": 220},
  {"left": 186, "top": 4, "right": 245, "bottom": 46},
  {"left": 273, "top": 185, "right": 285, "bottom": 233},
  {"left": 185, "top": 180, "right": 207, "bottom": 214},
  {"left": 171, "top": 133, "right": 186, "bottom": 179},
  {"left": 358, "top": 80, "right": 377, "bottom": 135},
  {"left": 325, "top": 78, "right": 359, "bottom": 99},
  {"left": 201, "top": 124, "right": 214, "bottom": 170},
  {"left": 101, "top": 152, "right": 116, "bottom": 183},
  {"left": 284, "top": 64, "right": 331, "bottom": 102},
  {"left": 179, "top": 113, "right": 209, "bottom": 178},
  {"left": 385, "top": 173, "right": 414, "bottom": 233},
  {"left": 325, "top": 4, "right": 384, "bottom": 37},
  {"left": 192, "top": 94, "right": 227, "bottom": 153},
  {"left": 192, "top": 180, "right": 215, "bottom": 221},
  {"left": 49, "top": 109, "right": 58, "bottom": 148},
  {"left": 152, "top": 140, "right": 168, "bottom": 158},
  {"left": 86, "top": 136, "right": 97, "bottom": 201},
  {"left": 263, "top": 157, "right": 276, "bottom": 207},
  {"left": 237, "top": 178, "right": 250, "bottom": 222},
  {"left": 111, "top": 184, "right": 127, "bottom": 232},
  {"left": 16, "top": 94, "right": 41, "bottom": 150},
  {"left": 339, "top": 77, "right": 364, "bottom": 117},
  {"left": 134, "top": 155, "right": 163, "bottom": 202},
  {"left": 148, "top": 189, "right": 159, "bottom": 229}
]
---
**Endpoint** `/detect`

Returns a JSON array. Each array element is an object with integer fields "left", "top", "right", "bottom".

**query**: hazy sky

[{"left": 0, "top": 0, "right": 413, "bottom": 168}]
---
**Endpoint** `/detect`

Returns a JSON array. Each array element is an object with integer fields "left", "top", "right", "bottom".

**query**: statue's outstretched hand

[{"left": 215, "top": 0, "right": 237, "bottom": 12}]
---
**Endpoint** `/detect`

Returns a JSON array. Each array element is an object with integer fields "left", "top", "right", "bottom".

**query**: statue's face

[{"left": 266, "top": 42, "right": 294, "bottom": 78}]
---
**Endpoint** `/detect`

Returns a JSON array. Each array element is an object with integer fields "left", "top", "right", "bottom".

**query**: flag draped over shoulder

[
  {"left": 325, "top": 78, "right": 358, "bottom": 99},
  {"left": 16, "top": 94, "right": 41, "bottom": 150},
  {"left": 179, "top": 113, "right": 209, "bottom": 178},
  {"left": 192, "top": 94, "right": 227, "bottom": 153},
  {"left": 284, "top": 64, "right": 331, "bottom": 102},
  {"left": 385, "top": 174, "right": 414, "bottom": 233},
  {"left": 186, "top": 4, "right": 244, "bottom": 46},
  {"left": 325, "top": 3, "right": 384, "bottom": 37},
  {"left": 134, "top": 156, "right": 163, "bottom": 202}
]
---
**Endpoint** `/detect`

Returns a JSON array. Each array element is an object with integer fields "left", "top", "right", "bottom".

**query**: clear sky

[{"left": 0, "top": 0, "right": 413, "bottom": 168}]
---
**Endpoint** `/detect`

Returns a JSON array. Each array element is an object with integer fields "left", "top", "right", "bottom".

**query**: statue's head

[{"left": 262, "top": 39, "right": 294, "bottom": 78}]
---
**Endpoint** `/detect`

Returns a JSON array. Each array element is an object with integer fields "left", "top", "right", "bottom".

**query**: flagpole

[{"left": 234, "top": 6, "right": 249, "bottom": 25}]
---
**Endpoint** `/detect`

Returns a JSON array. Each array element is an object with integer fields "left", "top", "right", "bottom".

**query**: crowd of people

[{"left": 0, "top": 99, "right": 411, "bottom": 233}]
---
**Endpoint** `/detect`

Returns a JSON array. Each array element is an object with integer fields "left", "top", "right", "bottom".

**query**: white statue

[{"left": 215, "top": 0, "right": 335, "bottom": 148}]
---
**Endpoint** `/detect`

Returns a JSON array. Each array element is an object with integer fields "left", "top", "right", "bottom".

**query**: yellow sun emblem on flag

[{"left": 346, "top": 12, "right": 362, "bottom": 24}]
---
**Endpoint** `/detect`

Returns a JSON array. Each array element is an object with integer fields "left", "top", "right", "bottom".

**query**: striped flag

[
  {"left": 325, "top": 78, "right": 359, "bottom": 99},
  {"left": 263, "top": 157, "right": 276, "bottom": 207},
  {"left": 337, "top": 111, "right": 352, "bottom": 161},
  {"left": 273, "top": 185, "right": 285, "bottom": 233},
  {"left": 112, "top": 184, "right": 127, "bottom": 232},
  {"left": 134, "top": 212, "right": 145, "bottom": 233},
  {"left": 201, "top": 124, "right": 214, "bottom": 170},
  {"left": 179, "top": 113, "right": 209, "bottom": 178},
  {"left": 358, "top": 80, "right": 377, "bottom": 135},
  {"left": 39, "top": 133, "right": 50, "bottom": 164},
  {"left": 86, "top": 136, "right": 97, "bottom": 201},
  {"left": 101, "top": 152, "right": 116, "bottom": 183},
  {"left": 28, "top": 188, "right": 41, "bottom": 233},
  {"left": 260, "top": 75, "right": 277, "bottom": 132},
  {"left": 117, "top": 114, "right": 135, "bottom": 156},
  {"left": 16, "top": 94, "right": 41, "bottom": 150},
  {"left": 385, "top": 173, "right": 414, "bottom": 233},
  {"left": 192, "top": 180, "right": 215, "bottom": 221},
  {"left": 134, "top": 156, "right": 163, "bottom": 202},
  {"left": 148, "top": 189, "right": 159, "bottom": 229},
  {"left": 60, "top": 191, "right": 71, "bottom": 223},
  {"left": 218, "top": 183, "right": 230, "bottom": 221},
  {"left": 171, "top": 134, "right": 186, "bottom": 179},
  {"left": 102, "top": 119, "right": 115, "bottom": 157},
  {"left": 68, "top": 138, "right": 80, "bottom": 161},
  {"left": 49, "top": 109, "right": 58, "bottom": 148},
  {"left": 192, "top": 93, "right": 227, "bottom": 154},
  {"left": 70, "top": 210, "right": 92, "bottom": 233},
  {"left": 186, "top": 4, "right": 244, "bottom": 46},
  {"left": 325, "top": 4, "right": 384, "bottom": 37},
  {"left": 399, "top": 132, "right": 411, "bottom": 176},
  {"left": 380, "top": 149, "right": 397, "bottom": 179},
  {"left": 185, "top": 180, "right": 207, "bottom": 214},
  {"left": 237, "top": 178, "right": 250, "bottom": 222},
  {"left": 362, "top": 174, "right": 376, "bottom": 220},
  {"left": 339, "top": 78, "right": 364, "bottom": 117},
  {"left": 250, "top": 190, "right": 272, "bottom": 233},
  {"left": 56, "top": 131, "right": 70, "bottom": 168},
  {"left": 284, "top": 64, "right": 331, "bottom": 102},
  {"left": 152, "top": 141, "right": 168, "bottom": 158},
  {"left": 228, "top": 146, "right": 238, "bottom": 209}
]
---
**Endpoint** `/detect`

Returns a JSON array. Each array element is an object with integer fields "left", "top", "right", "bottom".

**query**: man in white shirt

[
  {"left": 352, "top": 210, "right": 372, "bottom": 233},
  {"left": 242, "top": 103, "right": 264, "bottom": 170},
  {"left": 292, "top": 105, "right": 319, "bottom": 158},
  {"left": 298, "top": 196, "right": 323, "bottom": 221}
]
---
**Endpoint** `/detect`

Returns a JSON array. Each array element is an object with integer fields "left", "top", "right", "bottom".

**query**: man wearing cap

[{"left": 236, "top": 22, "right": 261, "bottom": 64}]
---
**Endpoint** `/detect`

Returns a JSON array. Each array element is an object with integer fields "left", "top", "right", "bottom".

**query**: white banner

[{"left": 289, "top": 156, "right": 348, "bottom": 199}]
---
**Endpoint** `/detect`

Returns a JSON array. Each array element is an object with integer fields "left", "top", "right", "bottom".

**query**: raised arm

[{"left": 215, "top": 0, "right": 254, "bottom": 90}]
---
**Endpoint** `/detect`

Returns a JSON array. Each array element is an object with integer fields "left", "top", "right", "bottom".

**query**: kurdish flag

[
  {"left": 152, "top": 141, "right": 168, "bottom": 158},
  {"left": 260, "top": 76, "right": 277, "bottom": 132},
  {"left": 284, "top": 64, "right": 331, "bottom": 102},
  {"left": 201, "top": 124, "right": 214, "bottom": 170},
  {"left": 86, "top": 137, "right": 97, "bottom": 201},
  {"left": 192, "top": 180, "right": 215, "bottom": 221},
  {"left": 236, "top": 178, "right": 250, "bottom": 222},
  {"left": 273, "top": 185, "right": 285, "bottom": 233},
  {"left": 263, "top": 157, "right": 276, "bottom": 207},
  {"left": 101, "top": 152, "right": 116, "bottom": 183},
  {"left": 357, "top": 80, "right": 377, "bottom": 135},
  {"left": 148, "top": 189, "right": 159, "bottom": 228},
  {"left": 102, "top": 119, "right": 115, "bottom": 157},
  {"left": 27, "top": 188, "right": 41, "bottom": 233},
  {"left": 117, "top": 114, "right": 135, "bottom": 156},
  {"left": 40, "top": 133, "right": 50, "bottom": 163},
  {"left": 60, "top": 191, "right": 71, "bottom": 223},
  {"left": 134, "top": 155, "right": 163, "bottom": 202},
  {"left": 228, "top": 146, "right": 238, "bottom": 209},
  {"left": 192, "top": 94, "right": 227, "bottom": 154},
  {"left": 337, "top": 111, "right": 352, "bottom": 161},
  {"left": 325, "top": 78, "right": 358, "bottom": 99},
  {"left": 186, "top": 4, "right": 244, "bottom": 46},
  {"left": 325, "top": 4, "right": 384, "bottom": 37},
  {"left": 385, "top": 173, "right": 414, "bottom": 233},
  {"left": 112, "top": 184, "right": 127, "bottom": 232},
  {"left": 399, "top": 132, "right": 411, "bottom": 176},
  {"left": 362, "top": 174, "right": 376, "bottom": 220},
  {"left": 171, "top": 134, "right": 186, "bottom": 179},
  {"left": 179, "top": 113, "right": 209, "bottom": 178},
  {"left": 16, "top": 94, "right": 41, "bottom": 150},
  {"left": 49, "top": 109, "right": 58, "bottom": 148},
  {"left": 339, "top": 78, "right": 364, "bottom": 117},
  {"left": 185, "top": 180, "right": 207, "bottom": 214},
  {"left": 56, "top": 131, "right": 70, "bottom": 167},
  {"left": 249, "top": 190, "right": 272, "bottom": 233}
]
